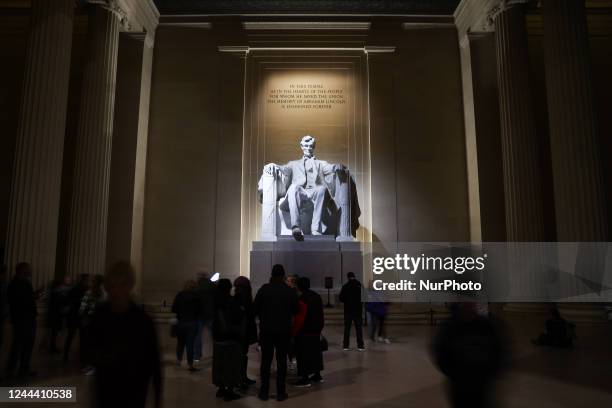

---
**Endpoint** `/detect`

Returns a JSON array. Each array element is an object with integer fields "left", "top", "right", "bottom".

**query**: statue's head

[{"left": 300, "top": 135, "right": 316, "bottom": 158}]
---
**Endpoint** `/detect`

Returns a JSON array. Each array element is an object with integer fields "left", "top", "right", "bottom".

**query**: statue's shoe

[{"left": 292, "top": 227, "right": 304, "bottom": 241}]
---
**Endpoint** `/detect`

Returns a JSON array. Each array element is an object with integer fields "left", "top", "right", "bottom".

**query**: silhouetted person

[
  {"left": 532, "top": 307, "right": 575, "bottom": 348},
  {"left": 366, "top": 285, "right": 391, "bottom": 344},
  {"left": 78, "top": 274, "right": 105, "bottom": 373},
  {"left": 7, "top": 262, "right": 37, "bottom": 377},
  {"left": 45, "top": 279, "right": 60, "bottom": 353},
  {"left": 292, "top": 277, "right": 324, "bottom": 387},
  {"left": 254, "top": 264, "right": 298, "bottom": 401},
  {"left": 194, "top": 271, "right": 215, "bottom": 362},
  {"left": 233, "top": 276, "right": 258, "bottom": 388},
  {"left": 0, "top": 265, "right": 8, "bottom": 352},
  {"left": 339, "top": 272, "right": 364, "bottom": 351},
  {"left": 212, "top": 279, "right": 247, "bottom": 401},
  {"left": 90, "top": 262, "right": 162, "bottom": 408},
  {"left": 285, "top": 273, "right": 299, "bottom": 370},
  {"left": 432, "top": 303, "right": 505, "bottom": 408},
  {"left": 47, "top": 275, "right": 72, "bottom": 353},
  {"left": 172, "top": 280, "right": 202, "bottom": 372},
  {"left": 63, "top": 274, "right": 89, "bottom": 362}
]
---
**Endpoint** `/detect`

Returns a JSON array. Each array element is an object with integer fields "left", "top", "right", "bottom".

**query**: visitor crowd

[
  {"left": 0, "top": 260, "right": 554, "bottom": 408},
  {"left": 0, "top": 261, "right": 378, "bottom": 406}
]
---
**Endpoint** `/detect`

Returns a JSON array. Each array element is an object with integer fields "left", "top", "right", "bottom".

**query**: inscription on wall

[{"left": 266, "top": 83, "right": 346, "bottom": 109}]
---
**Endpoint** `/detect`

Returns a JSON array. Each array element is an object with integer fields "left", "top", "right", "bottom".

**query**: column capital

[
  {"left": 455, "top": 0, "right": 534, "bottom": 34},
  {"left": 455, "top": 0, "right": 500, "bottom": 34},
  {"left": 485, "top": 0, "right": 532, "bottom": 30},
  {"left": 88, "top": 0, "right": 130, "bottom": 29},
  {"left": 86, "top": 0, "right": 159, "bottom": 35}
]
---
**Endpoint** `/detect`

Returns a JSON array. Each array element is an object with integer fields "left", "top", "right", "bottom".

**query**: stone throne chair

[{"left": 258, "top": 166, "right": 360, "bottom": 242}]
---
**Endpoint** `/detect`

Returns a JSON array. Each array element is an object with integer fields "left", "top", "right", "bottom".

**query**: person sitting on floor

[{"left": 532, "top": 307, "right": 576, "bottom": 348}]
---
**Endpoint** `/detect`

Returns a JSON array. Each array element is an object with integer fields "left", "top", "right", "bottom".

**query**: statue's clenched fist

[
  {"left": 263, "top": 163, "right": 280, "bottom": 175},
  {"left": 333, "top": 164, "right": 348, "bottom": 173}
]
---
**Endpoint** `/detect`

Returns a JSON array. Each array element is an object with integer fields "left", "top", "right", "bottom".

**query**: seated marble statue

[{"left": 258, "top": 135, "right": 360, "bottom": 241}]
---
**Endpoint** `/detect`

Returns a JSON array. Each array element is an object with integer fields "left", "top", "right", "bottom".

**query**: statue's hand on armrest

[
  {"left": 333, "top": 164, "right": 349, "bottom": 183},
  {"left": 333, "top": 163, "right": 348, "bottom": 175},
  {"left": 263, "top": 163, "right": 280, "bottom": 176}
]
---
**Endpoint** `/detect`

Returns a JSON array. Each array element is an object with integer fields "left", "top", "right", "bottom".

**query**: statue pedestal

[{"left": 250, "top": 236, "right": 363, "bottom": 298}]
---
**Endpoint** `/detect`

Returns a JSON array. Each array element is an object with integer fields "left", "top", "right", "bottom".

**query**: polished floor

[{"left": 1, "top": 314, "right": 611, "bottom": 407}]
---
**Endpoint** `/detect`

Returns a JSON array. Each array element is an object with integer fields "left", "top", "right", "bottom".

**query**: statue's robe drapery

[{"left": 258, "top": 157, "right": 360, "bottom": 237}]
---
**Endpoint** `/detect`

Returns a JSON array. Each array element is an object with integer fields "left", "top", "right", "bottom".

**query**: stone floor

[{"left": 1, "top": 314, "right": 611, "bottom": 407}]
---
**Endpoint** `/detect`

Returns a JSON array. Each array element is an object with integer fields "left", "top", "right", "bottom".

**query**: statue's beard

[{"left": 302, "top": 149, "right": 314, "bottom": 158}]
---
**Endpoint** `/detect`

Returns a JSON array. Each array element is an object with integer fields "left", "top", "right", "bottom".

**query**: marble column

[
  {"left": 542, "top": 0, "right": 608, "bottom": 241},
  {"left": 4, "top": 0, "right": 74, "bottom": 287},
  {"left": 66, "top": 3, "right": 121, "bottom": 277},
  {"left": 493, "top": 2, "right": 546, "bottom": 241}
]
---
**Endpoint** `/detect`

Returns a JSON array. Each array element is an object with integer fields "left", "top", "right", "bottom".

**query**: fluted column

[
  {"left": 493, "top": 2, "right": 546, "bottom": 241},
  {"left": 66, "top": 3, "right": 121, "bottom": 277},
  {"left": 4, "top": 0, "right": 74, "bottom": 287},
  {"left": 542, "top": 0, "right": 608, "bottom": 241}
]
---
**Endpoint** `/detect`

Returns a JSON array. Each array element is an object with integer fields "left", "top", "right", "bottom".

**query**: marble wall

[
  {"left": 368, "top": 26, "right": 470, "bottom": 253},
  {"left": 142, "top": 25, "right": 245, "bottom": 302},
  {"left": 142, "top": 22, "right": 470, "bottom": 301}
]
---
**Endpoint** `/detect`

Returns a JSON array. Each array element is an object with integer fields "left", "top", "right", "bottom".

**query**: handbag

[{"left": 320, "top": 334, "right": 328, "bottom": 352}]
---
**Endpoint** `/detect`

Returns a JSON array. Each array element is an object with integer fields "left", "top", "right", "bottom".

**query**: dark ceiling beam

[{"left": 152, "top": 0, "right": 460, "bottom": 16}]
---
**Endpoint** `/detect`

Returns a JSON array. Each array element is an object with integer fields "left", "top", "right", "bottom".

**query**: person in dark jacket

[
  {"left": 63, "top": 274, "right": 89, "bottom": 362},
  {"left": 90, "top": 261, "right": 162, "bottom": 408},
  {"left": 172, "top": 280, "right": 202, "bottom": 372},
  {"left": 46, "top": 276, "right": 71, "bottom": 353},
  {"left": 212, "top": 279, "right": 246, "bottom": 401},
  {"left": 339, "top": 272, "right": 364, "bottom": 351},
  {"left": 6, "top": 262, "right": 38, "bottom": 376},
  {"left": 366, "top": 284, "right": 391, "bottom": 344},
  {"left": 194, "top": 271, "right": 215, "bottom": 361},
  {"left": 78, "top": 274, "right": 105, "bottom": 373},
  {"left": 233, "top": 276, "right": 257, "bottom": 388},
  {"left": 432, "top": 303, "right": 506, "bottom": 408},
  {"left": 292, "top": 277, "right": 324, "bottom": 387},
  {"left": 254, "top": 264, "right": 298, "bottom": 402}
]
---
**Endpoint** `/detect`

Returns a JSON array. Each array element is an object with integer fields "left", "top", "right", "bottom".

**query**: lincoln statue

[{"left": 258, "top": 135, "right": 360, "bottom": 241}]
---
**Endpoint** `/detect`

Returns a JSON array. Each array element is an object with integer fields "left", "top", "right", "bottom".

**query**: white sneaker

[
  {"left": 383, "top": 338, "right": 391, "bottom": 344},
  {"left": 357, "top": 348, "right": 366, "bottom": 352},
  {"left": 376, "top": 336, "right": 384, "bottom": 343},
  {"left": 343, "top": 348, "right": 350, "bottom": 351}
]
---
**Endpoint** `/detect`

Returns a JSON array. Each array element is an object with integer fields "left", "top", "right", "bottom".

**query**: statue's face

[{"left": 300, "top": 136, "right": 316, "bottom": 157}]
